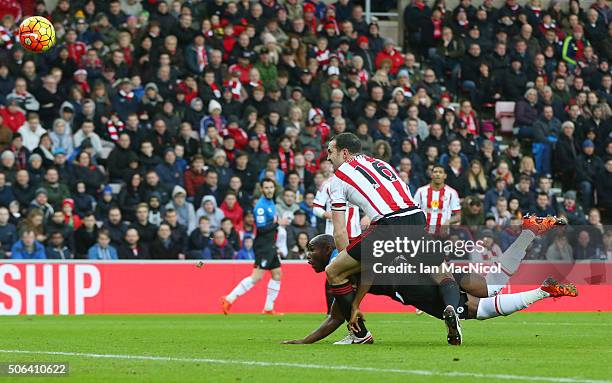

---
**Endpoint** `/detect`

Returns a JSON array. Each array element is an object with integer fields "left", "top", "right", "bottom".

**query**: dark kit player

[
  {"left": 222, "top": 178, "right": 283, "bottom": 315},
  {"left": 325, "top": 133, "right": 465, "bottom": 344},
  {"left": 282, "top": 234, "right": 578, "bottom": 344}
]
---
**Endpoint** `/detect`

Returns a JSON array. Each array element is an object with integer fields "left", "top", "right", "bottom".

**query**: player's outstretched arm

[
  {"left": 282, "top": 302, "right": 344, "bottom": 344},
  {"left": 332, "top": 210, "right": 349, "bottom": 251},
  {"left": 349, "top": 276, "right": 372, "bottom": 332}
]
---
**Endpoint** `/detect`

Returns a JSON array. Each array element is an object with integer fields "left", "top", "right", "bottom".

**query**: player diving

[{"left": 282, "top": 215, "right": 578, "bottom": 345}]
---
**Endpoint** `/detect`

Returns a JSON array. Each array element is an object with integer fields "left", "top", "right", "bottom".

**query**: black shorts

[
  {"left": 347, "top": 208, "right": 444, "bottom": 267},
  {"left": 253, "top": 241, "right": 281, "bottom": 270},
  {"left": 370, "top": 284, "right": 470, "bottom": 320}
]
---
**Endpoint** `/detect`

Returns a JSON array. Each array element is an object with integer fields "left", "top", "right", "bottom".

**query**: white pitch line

[
  {"left": 377, "top": 321, "right": 612, "bottom": 326},
  {"left": 0, "top": 349, "right": 609, "bottom": 383}
]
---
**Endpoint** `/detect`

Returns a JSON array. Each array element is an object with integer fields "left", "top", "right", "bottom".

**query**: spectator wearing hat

[
  {"left": 95, "top": 185, "right": 115, "bottom": 222},
  {"left": 73, "top": 181, "right": 95, "bottom": 218},
  {"left": 139, "top": 82, "right": 164, "bottom": 118},
  {"left": 553, "top": 121, "right": 580, "bottom": 190},
  {"left": 266, "top": 85, "right": 290, "bottom": 118},
  {"left": 285, "top": 209, "right": 317, "bottom": 250},
  {"left": 559, "top": 190, "right": 587, "bottom": 225},
  {"left": 254, "top": 48, "right": 278, "bottom": 89},
  {"left": 0, "top": 97, "right": 25, "bottom": 134},
  {"left": 375, "top": 39, "right": 405, "bottom": 76},
  {"left": 112, "top": 78, "right": 139, "bottom": 121},
  {"left": 576, "top": 139, "right": 604, "bottom": 209},
  {"left": 562, "top": 25, "right": 591, "bottom": 70},
  {"left": 166, "top": 186, "right": 197, "bottom": 233}
]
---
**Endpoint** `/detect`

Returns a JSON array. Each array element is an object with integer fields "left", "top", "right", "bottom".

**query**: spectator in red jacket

[
  {"left": 183, "top": 155, "right": 207, "bottom": 198},
  {"left": 220, "top": 191, "right": 244, "bottom": 230},
  {"left": 375, "top": 39, "right": 405, "bottom": 75},
  {"left": 0, "top": 99, "right": 25, "bottom": 133}
]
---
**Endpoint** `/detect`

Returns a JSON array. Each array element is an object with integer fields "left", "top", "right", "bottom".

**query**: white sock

[
  {"left": 476, "top": 288, "right": 550, "bottom": 320},
  {"left": 227, "top": 277, "right": 256, "bottom": 303},
  {"left": 486, "top": 230, "right": 535, "bottom": 296},
  {"left": 263, "top": 279, "right": 281, "bottom": 311}
]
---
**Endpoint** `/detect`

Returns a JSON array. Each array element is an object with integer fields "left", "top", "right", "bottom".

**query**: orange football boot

[
  {"left": 220, "top": 296, "right": 232, "bottom": 315},
  {"left": 262, "top": 310, "right": 284, "bottom": 316},
  {"left": 541, "top": 276, "right": 579, "bottom": 298},
  {"left": 522, "top": 214, "right": 567, "bottom": 236}
]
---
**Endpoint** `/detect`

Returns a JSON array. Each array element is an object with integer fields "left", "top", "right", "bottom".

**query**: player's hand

[
  {"left": 360, "top": 216, "right": 371, "bottom": 230},
  {"left": 349, "top": 306, "right": 365, "bottom": 333},
  {"left": 281, "top": 339, "right": 305, "bottom": 344}
]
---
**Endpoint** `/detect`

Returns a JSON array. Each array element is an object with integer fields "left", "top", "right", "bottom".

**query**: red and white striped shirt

[
  {"left": 413, "top": 184, "right": 461, "bottom": 234},
  {"left": 330, "top": 155, "right": 417, "bottom": 222},
  {"left": 314, "top": 178, "right": 361, "bottom": 239}
]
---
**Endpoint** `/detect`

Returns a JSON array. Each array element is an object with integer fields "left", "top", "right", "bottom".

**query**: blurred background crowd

[{"left": 0, "top": 0, "right": 609, "bottom": 261}]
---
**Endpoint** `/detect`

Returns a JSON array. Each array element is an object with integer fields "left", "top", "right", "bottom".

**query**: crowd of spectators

[{"left": 0, "top": 0, "right": 609, "bottom": 261}]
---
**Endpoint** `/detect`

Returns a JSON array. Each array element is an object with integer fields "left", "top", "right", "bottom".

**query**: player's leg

[
  {"left": 325, "top": 250, "right": 370, "bottom": 339},
  {"left": 221, "top": 268, "right": 265, "bottom": 314},
  {"left": 263, "top": 267, "right": 282, "bottom": 314},
  {"left": 457, "top": 273, "right": 488, "bottom": 298},
  {"left": 466, "top": 277, "right": 578, "bottom": 320},
  {"left": 429, "top": 269, "right": 462, "bottom": 311},
  {"left": 486, "top": 215, "right": 566, "bottom": 296}
]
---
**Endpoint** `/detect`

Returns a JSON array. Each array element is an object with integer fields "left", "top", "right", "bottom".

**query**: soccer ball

[{"left": 19, "top": 16, "right": 56, "bottom": 53}]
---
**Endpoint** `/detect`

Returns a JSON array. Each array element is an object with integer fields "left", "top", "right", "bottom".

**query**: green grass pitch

[{"left": 0, "top": 313, "right": 611, "bottom": 383}]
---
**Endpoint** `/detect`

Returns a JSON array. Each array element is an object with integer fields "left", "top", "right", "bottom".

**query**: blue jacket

[
  {"left": 258, "top": 168, "right": 285, "bottom": 186},
  {"left": 46, "top": 245, "right": 72, "bottom": 260},
  {"left": 11, "top": 240, "right": 46, "bottom": 259},
  {"left": 155, "top": 162, "right": 184, "bottom": 187},
  {"left": 235, "top": 247, "right": 255, "bottom": 260},
  {"left": 87, "top": 244, "right": 118, "bottom": 260}
]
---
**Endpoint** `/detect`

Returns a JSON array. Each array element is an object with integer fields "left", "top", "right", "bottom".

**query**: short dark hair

[
  {"left": 431, "top": 164, "right": 446, "bottom": 173},
  {"left": 332, "top": 133, "right": 362, "bottom": 154},
  {"left": 261, "top": 177, "right": 276, "bottom": 187}
]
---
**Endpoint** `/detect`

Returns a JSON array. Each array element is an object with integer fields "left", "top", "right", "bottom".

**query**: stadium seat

[
  {"left": 495, "top": 101, "right": 515, "bottom": 134},
  {"left": 108, "top": 183, "right": 123, "bottom": 195}
]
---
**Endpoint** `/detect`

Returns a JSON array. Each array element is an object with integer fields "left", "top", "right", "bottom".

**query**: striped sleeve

[{"left": 329, "top": 175, "right": 347, "bottom": 211}]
